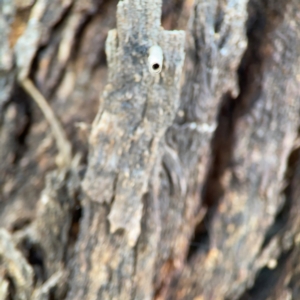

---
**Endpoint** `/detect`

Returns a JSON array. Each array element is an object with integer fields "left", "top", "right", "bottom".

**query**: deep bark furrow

[
  {"left": 154, "top": 0, "right": 248, "bottom": 297},
  {"left": 240, "top": 142, "right": 300, "bottom": 299},
  {"left": 168, "top": 0, "right": 300, "bottom": 299}
]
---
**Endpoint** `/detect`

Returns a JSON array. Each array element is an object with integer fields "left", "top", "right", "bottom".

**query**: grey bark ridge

[
  {"left": 0, "top": 0, "right": 15, "bottom": 111},
  {"left": 68, "top": 0, "right": 185, "bottom": 298},
  {"left": 82, "top": 0, "right": 185, "bottom": 247}
]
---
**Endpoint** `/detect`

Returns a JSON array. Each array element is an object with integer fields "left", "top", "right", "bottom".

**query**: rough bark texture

[
  {"left": 68, "top": 1, "right": 185, "bottom": 298},
  {"left": 1, "top": 0, "right": 300, "bottom": 300}
]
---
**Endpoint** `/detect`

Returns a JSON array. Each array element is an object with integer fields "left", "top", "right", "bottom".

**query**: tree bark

[{"left": 0, "top": 0, "right": 300, "bottom": 300}]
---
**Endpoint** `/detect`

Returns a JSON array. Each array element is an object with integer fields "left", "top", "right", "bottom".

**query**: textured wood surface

[
  {"left": 1, "top": 0, "right": 300, "bottom": 299},
  {"left": 68, "top": 0, "right": 185, "bottom": 298}
]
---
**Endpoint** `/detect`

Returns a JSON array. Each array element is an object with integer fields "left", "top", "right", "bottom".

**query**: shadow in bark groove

[
  {"left": 261, "top": 147, "right": 300, "bottom": 250},
  {"left": 162, "top": 0, "right": 185, "bottom": 30},
  {"left": 186, "top": 0, "right": 287, "bottom": 263},
  {"left": 187, "top": 92, "right": 236, "bottom": 262},
  {"left": 237, "top": 249, "right": 293, "bottom": 300},
  {"left": 4, "top": 83, "right": 33, "bottom": 165},
  {"left": 18, "top": 238, "right": 46, "bottom": 284},
  {"left": 243, "top": 144, "right": 300, "bottom": 299},
  {"left": 6, "top": 274, "right": 16, "bottom": 300},
  {"left": 70, "top": 0, "right": 116, "bottom": 64}
]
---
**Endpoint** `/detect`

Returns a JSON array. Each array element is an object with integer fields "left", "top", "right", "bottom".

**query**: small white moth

[{"left": 148, "top": 45, "right": 163, "bottom": 75}]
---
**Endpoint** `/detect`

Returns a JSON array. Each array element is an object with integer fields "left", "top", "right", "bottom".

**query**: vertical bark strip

[
  {"left": 69, "top": 0, "right": 185, "bottom": 298},
  {"left": 153, "top": 0, "right": 248, "bottom": 297},
  {"left": 168, "top": 0, "right": 300, "bottom": 299}
]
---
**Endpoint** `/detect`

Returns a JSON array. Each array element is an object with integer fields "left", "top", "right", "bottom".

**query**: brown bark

[{"left": 0, "top": 0, "right": 300, "bottom": 300}]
